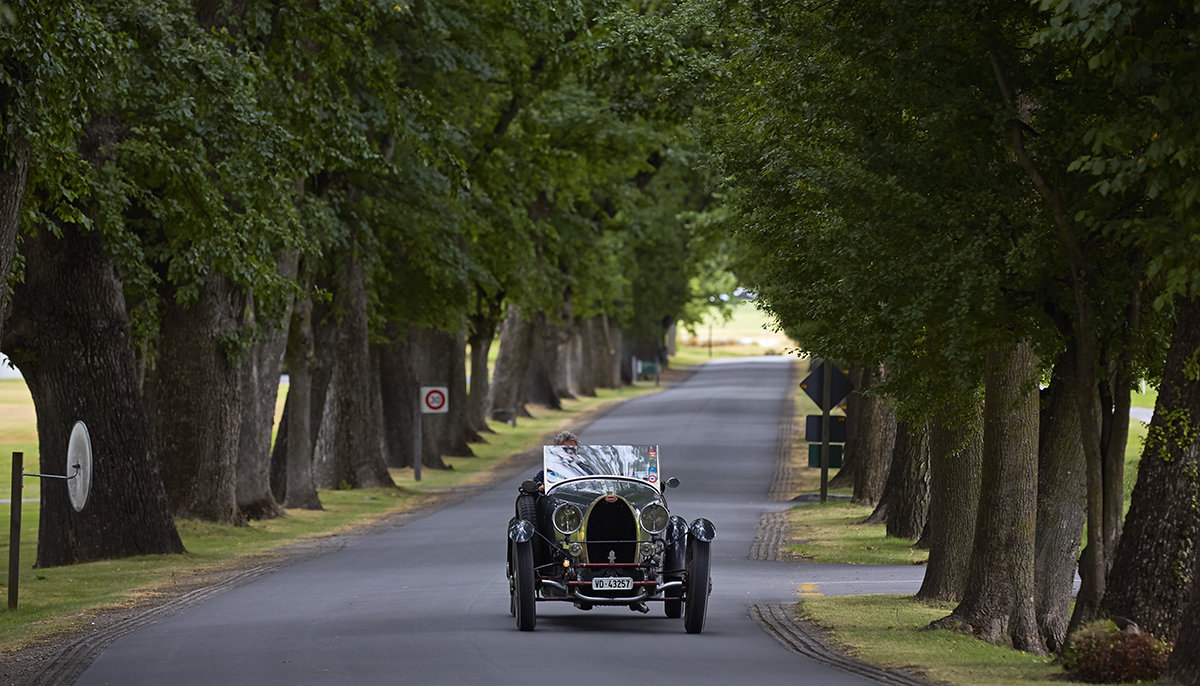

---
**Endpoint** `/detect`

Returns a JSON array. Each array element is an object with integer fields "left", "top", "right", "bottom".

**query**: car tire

[
  {"left": 683, "top": 538, "right": 711, "bottom": 634},
  {"left": 516, "top": 494, "right": 537, "bottom": 522},
  {"left": 508, "top": 559, "right": 516, "bottom": 617},
  {"left": 515, "top": 493, "right": 545, "bottom": 567},
  {"left": 513, "top": 539, "right": 537, "bottom": 631}
]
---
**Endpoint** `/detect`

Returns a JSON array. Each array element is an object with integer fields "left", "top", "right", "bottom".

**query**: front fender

[
  {"left": 689, "top": 517, "right": 716, "bottom": 543},
  {"left": 508, "top": 516, "right": 535, "bottom": 543}
]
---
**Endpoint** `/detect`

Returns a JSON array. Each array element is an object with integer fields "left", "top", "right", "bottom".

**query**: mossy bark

[{"left": 1101, "top": 296, "right": 1200, "bottom": 644}]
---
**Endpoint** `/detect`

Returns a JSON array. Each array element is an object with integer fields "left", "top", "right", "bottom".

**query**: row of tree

[
  {"left": 0, "top": 1, "right": 736, "bottom": 568},
  {"left": 707, "top": 0, "right": 1199, "bottom": 681}
]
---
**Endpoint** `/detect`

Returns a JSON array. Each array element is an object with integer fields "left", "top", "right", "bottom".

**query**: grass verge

[
  {"left": 798, "top": 595, "right": 1081, "bottom": 686},
  {"left": 784, "top": 500, "right": 927, "bottom": 565}
]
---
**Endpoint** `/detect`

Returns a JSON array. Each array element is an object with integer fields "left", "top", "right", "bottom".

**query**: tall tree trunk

[
  {"left": 467, "top": 312, "right": 498, "bottom": 433},
  {"left": 989, "top": 42, "right": 1110, "bottom": 634},
  {"left": 930, "top": 339, "right": 1045, "bottom": 655},
  {"left": 1101, "top": 296, "right": 1200, "bottom": 645},
  {"left": 1099, "top": 286, "right": 1139, "bottom": 573},
  {"left": 328, "top": 253, "right": 393, "bottom": 489},
  {"left": 235, "top": 254, "right": 295, "bottom": 520},
  {"left": 916, "top": 398, "right": 983, "bottom": 602},
  {"left": 0, "top": 134, "right": 29, "bottom": 340},
  {"left": 1164, "top": 547, "right": 1200, "bottom": 685},
  {"left": 451, "top": 325, "right": 482, "bottom": 446},
  {"left": 607, "top": 323, "right": 624, "bottom": 388},
  {"left": 412, "top": 326, "right": 474, "bottom": 462},
  {"left": 1071, "top": 317, "right": 1108, "bottom": 631},
  {"left": 550, "top": 294, "right": 578, "bottom": 399},
  {"left": 308, "top": 292, "right": 339, "bottom": 489},
  {"left": 281, "top": 290, "right": 321, "bottom": 509},
  {"left": 556, "top": 317, "right": 584, "bottom": 399},
  {"left": 148, "top": 275, "right": 244, "bottom": 524},
  {"left": 621, "top": 336, "right": 661, "bottom": 384},
  {"left": 2, "top": 224, "right": 183, "bottom": 565},
  {"left": 884, "top": 420, "right": 929, "bottom": 541},
  {"left": 524, "top": 311, "right": 564, "bottom": 409},
  {"left": 864, "top": 420, "right": 907, "bottom": 525},
  {"left": 377, "top": 332, "right": 414, "bottom": 469},
  {"left": 236, "top": 329, "right": 286, "bottom": 520},
  {"left": 828, "top": 365, "right": 867, "bottom": 490},
  {"left": 1036, "top": 346, "right": 1086, "bottom": 653},
  {"left": 583, "top": 314, "right": 619, "bottom": 390},
  {"left": 852, "top": 368, "right": 896, "bottom": 507},
  {"left": 490, "top": 304, "right": 535, "bottom": 418},
  {"left": 572, "top": 316, "right": 596, "bottom": 397}
]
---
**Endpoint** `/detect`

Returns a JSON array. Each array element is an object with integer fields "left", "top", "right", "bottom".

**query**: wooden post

[
  {"left": 412, "top": 398, "right": 422, "bottom": 482},
  {"left": 9, "top": 452, "right": 23, "bottom": 610},
  {"left": 820, "top": 364, "right": 832, "bottom": 504}
]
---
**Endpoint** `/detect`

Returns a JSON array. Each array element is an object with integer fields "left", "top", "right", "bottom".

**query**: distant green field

[
  {"left": 0, "top": 379, "right": 40, "bottom": 501},
  {"left": 677, "top": 299, "right": 797, "bottom": 355}
]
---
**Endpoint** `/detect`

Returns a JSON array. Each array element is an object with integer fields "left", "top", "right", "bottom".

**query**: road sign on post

[
  {"left": 799, "top": 362, "right": 853, "bottom": 411},
  {"left": 414, "top": 387, "right": 449, "bottom": 483},
  {"left": 807, "top": 444, "right": 844, "bottom": 468},
  {"left": 799, "top": 361, "right": 854, "bottom": 503},
  {"left": 805, "top": 414, "right": 847, "bottom": 443},
  {"left": 420, "top": 386, "right": 449, "bottom": 414}
]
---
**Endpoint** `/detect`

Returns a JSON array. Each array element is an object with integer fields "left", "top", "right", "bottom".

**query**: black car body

[{"left": 506, "top": 444, "right": 715, "bottom": 633}]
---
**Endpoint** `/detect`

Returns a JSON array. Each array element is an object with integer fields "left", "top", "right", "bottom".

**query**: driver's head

[{"left": 553, "top": 430, "right": 579, "bottom": 451}]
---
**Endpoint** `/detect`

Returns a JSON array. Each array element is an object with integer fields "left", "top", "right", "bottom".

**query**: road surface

[{"left": 74, "top": 356, "right": 925, "bottom": 685}]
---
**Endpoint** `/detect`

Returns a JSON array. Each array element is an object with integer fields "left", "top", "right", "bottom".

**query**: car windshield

[{"left": 542, "top": 444, "right": 661, "bottom": 490}]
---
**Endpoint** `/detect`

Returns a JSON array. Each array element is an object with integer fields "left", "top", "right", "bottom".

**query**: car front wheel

[
  {"left": 683, "top": 538, "right": 711, "bottom": 634},
  {"left": 512, "top": 539, "right": 537, "bottom": 631}
]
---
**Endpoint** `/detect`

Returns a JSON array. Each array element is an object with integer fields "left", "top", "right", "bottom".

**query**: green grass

[
  {"left": 785, "top": 501, "right": 927, "bottom": 565},
  {"left": 0, "top": 380, "right": 39, "bottom": 502},
  {"left": 798, "top": 595, "right": 1100, "bottom": 686},
  {"left": 1131, "top": 384, "right": 1157, "bottom": 409},
  {"left": 677, "top": 299, "right": 796, "bottom": 356}
]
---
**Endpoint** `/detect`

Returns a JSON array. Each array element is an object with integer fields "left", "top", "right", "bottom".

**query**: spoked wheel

[
  {"left": 512, "top": 539, "right": 537, "bottom": 631},
  {"left": 663, "top": 536, "right": 685, "bottom": 618},
  {"left": 683, "top": 538, "right": 711, "bottom": 634}
]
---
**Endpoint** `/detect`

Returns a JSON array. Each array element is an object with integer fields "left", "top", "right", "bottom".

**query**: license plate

[{"left": 592, "top": 577, "right": 633, "bottom": 591}]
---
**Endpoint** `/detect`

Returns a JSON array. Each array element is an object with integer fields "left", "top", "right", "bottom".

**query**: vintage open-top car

[{"left": 506, "top": 444, "right": 715, "bottom": 633}]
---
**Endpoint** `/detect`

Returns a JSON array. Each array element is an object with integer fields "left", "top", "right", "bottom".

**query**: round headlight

[
  {"left": 639, "top": 503, "right": 669, "bottom": 534},
  {"left": 553, "top": 503, "right": 583, "bottom": 534}
]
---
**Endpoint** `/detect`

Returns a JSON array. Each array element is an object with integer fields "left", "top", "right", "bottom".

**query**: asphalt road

[{"left": 75, "top": 356, "right": 925, "bottom": 686}]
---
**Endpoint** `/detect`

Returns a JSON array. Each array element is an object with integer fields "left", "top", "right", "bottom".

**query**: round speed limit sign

[{"left": 420, "top": 386, "right": 449, "bottom": 414}]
